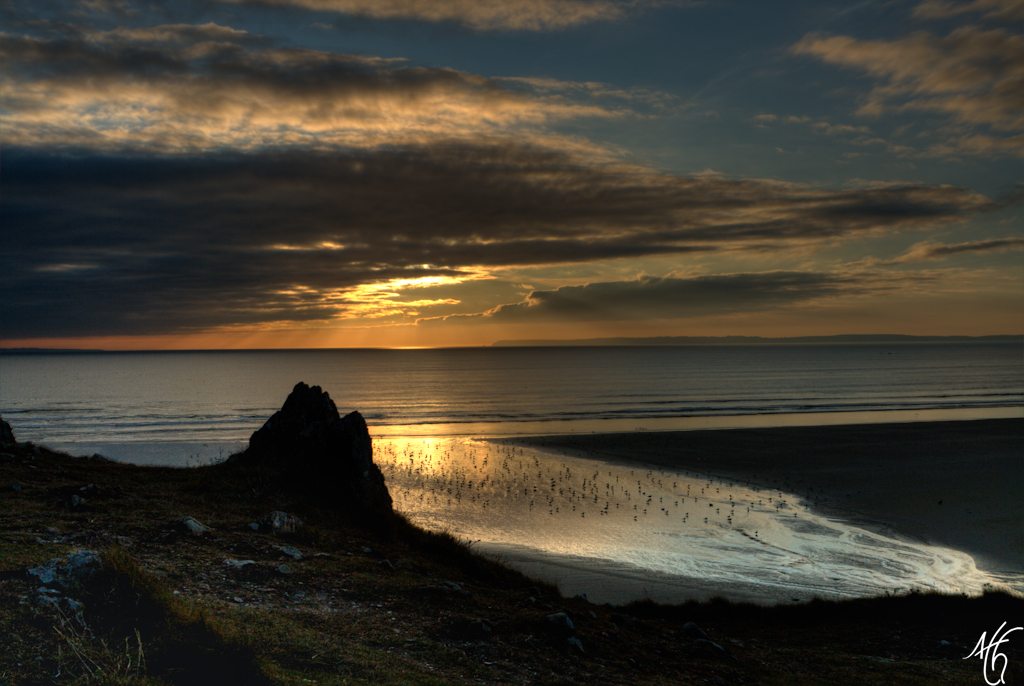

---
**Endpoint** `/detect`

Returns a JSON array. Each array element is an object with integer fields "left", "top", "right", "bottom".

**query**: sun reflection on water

[{"left": 375, "top": 436, "right": 1016, "bottom": 603}]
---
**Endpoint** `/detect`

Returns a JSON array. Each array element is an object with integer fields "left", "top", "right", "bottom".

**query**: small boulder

[
  {"left": 566, "top": 636, "right": 585, "bottom": 653},
  {"left": 275, "top": 545, "right": 303, "bottom": 560},
  {"left": 546, "top": 612, "right": 575, "bottom": 636},
  {"left": 258, "top": 511, "right": 303, "bottom": 534},
  {"left": 64, "top": 597, "right": 87, "bottom": 626},
  {"left": 33, "top": 593, "right": 61, "bottom": 610},
  {"left": 682, "top": 621, "right": 711, "bottom": 641},
  {"left": 28, "top": 551, "right": 102, "bottom": 589},
  {"left": 178, "top": 516, "right": 209, "bottom": 535},
  {"left": 470, "top": 618, "right": 493, "bottom": 638},
  {"left": 224, "top": 559, "right": 256, "bottom": 570}
]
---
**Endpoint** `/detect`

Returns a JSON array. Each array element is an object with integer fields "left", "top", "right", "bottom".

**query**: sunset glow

[{"left": 2, "top": 0, "right": 1021, "bottom": 349}]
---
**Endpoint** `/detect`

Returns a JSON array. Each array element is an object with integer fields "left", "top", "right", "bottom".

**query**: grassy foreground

[{"left": 1, "top": 441, "right": 1021, "bottom": 686}]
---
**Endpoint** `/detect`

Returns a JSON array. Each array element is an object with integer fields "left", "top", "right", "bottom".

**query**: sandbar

[{"left": 509, "top": 418, "right": 1023, "bottom": 577}]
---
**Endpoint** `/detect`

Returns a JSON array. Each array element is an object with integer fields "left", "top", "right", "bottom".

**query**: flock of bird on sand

[{"left": 376, "top": 439, "right": 807, "bottom": 540}]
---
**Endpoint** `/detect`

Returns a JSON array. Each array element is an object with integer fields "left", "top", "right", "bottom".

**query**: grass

[
  {"left": 51, "top": 601, "right": 146, "bottom": 684},
  {"left": 41, "top": 546, "right": 271, "bottom": 686},
  {"left": 2, "top": 440, "right": 1022, "bottom": 685}
]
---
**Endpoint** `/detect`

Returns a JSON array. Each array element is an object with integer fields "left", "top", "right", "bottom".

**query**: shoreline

[
  {"left": 506, "top": 418, "right": 1023, "bottom": 577},
  {"left": 475, "top": 542, "right": 849, "bottom": 606},
  {"left": 29, "top": 416, "right": 1024, "bottom": 605},
  {"left": 32, "top": 405, "right": 1023, "bottom": 466}
]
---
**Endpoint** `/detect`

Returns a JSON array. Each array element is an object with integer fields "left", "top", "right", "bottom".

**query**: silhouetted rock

[
  {"left": 0, "top": 416, "right": 15, "bottom": 446},
  {"left": 230, "top": 382, "right": 393, "bottom": 514}
]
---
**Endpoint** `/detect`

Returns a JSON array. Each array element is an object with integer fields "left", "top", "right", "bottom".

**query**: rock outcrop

[
  {"left": 0, "top": 416, "right": 15, "bottom": 446},
  {"left": 231, "top": 382, "right": 393, "bottom": 514}
]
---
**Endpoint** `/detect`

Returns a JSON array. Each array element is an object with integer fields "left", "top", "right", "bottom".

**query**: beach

[
  {"left": 374, "top": 417, "right": 1022, "bottom": 606},
  {"left": 507, "top": 418, "right": 1023, "bottom": 584}
]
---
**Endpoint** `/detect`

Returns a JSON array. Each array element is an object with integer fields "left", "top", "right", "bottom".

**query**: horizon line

[{"left": 2, "top": 333, "right": 1020, "bottom": 354}]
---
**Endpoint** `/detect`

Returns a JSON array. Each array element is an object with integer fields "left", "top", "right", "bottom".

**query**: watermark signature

[{"left": 963, "top": 621, "right": 1022, "bottom": 685}]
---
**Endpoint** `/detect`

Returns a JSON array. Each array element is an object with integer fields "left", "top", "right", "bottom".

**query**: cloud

[
  {"left": 419, "top": 270, "right": 940, "bottom": 324},
  {"left": 811, "top": 121, "right": 871, "bottom": 136},
  {"left": 892, "top": 236, "right": 1024, "bottom": 262},
  {"left": 215, "top": 0, "right": 662, "bottom": 31},
  {"left": 791, "top": 21, "right": 1023, "bottom": 157},
  {"left": 753, "top": 113, "right": 873, "bottom": 137},
  {"left": 0, "top": 21, "right": 634, "bottom": 153},
  {"left": 912, "top": 0, "right": 1024, "bottom": 21},
  {"left": 1, "top": 144, "right": 997, "bottom": 338}
]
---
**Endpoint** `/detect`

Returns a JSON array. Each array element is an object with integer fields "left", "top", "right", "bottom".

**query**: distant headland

[
  {"left": 491, "top": 334, "right": 1020, "bottom": 347},
  {"left": 1, "top": 348, "right": 110, "bottom": 354}
]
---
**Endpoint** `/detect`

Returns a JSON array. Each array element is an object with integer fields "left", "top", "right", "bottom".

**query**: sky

[{"left": 2, "top": 0, "right": 1021, "bottom": 349}]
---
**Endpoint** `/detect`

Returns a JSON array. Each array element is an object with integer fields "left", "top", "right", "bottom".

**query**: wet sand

[
  {"left": 511, "top": 418, "right": 1023, "bottom": 576},
  {"left": 476, "top": 541, "right": 815, "bottom": 606}
]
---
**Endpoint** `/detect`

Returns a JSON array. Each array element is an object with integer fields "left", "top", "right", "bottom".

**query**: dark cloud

[
  {"left": 1, "top": 144, "right": 995, "bottom": 338},
  {"left": 913, "top": 0, "right": 1024, "bottom": 22},
  {"left": 0, "top": 22, "right": 625, "bottom": 151},
  {"left": 420, "top": 270, "right": 938, "bottom": 324},
  {"left": 216, "top": 0, "right": 650, "bottom": 31},
  {"left": 893, "top": 236, "right": 1024, "bottom": 262}
]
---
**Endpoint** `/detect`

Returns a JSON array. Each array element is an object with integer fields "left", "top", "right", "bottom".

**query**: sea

[{"left": 2, "top": 342, "right": 1021, "bottom": 603}]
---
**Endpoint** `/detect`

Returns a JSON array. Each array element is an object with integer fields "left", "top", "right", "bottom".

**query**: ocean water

[
  {"left": 2, "top": 343, "right": 1020, "bottom": 603},
  {"left": 1, "top": 343, "right": 1020, "bottom": 458}
]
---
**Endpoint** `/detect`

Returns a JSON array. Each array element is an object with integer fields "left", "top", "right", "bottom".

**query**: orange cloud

[{"left": 0, "top": 23, "right": 637, "bottom": 153}]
